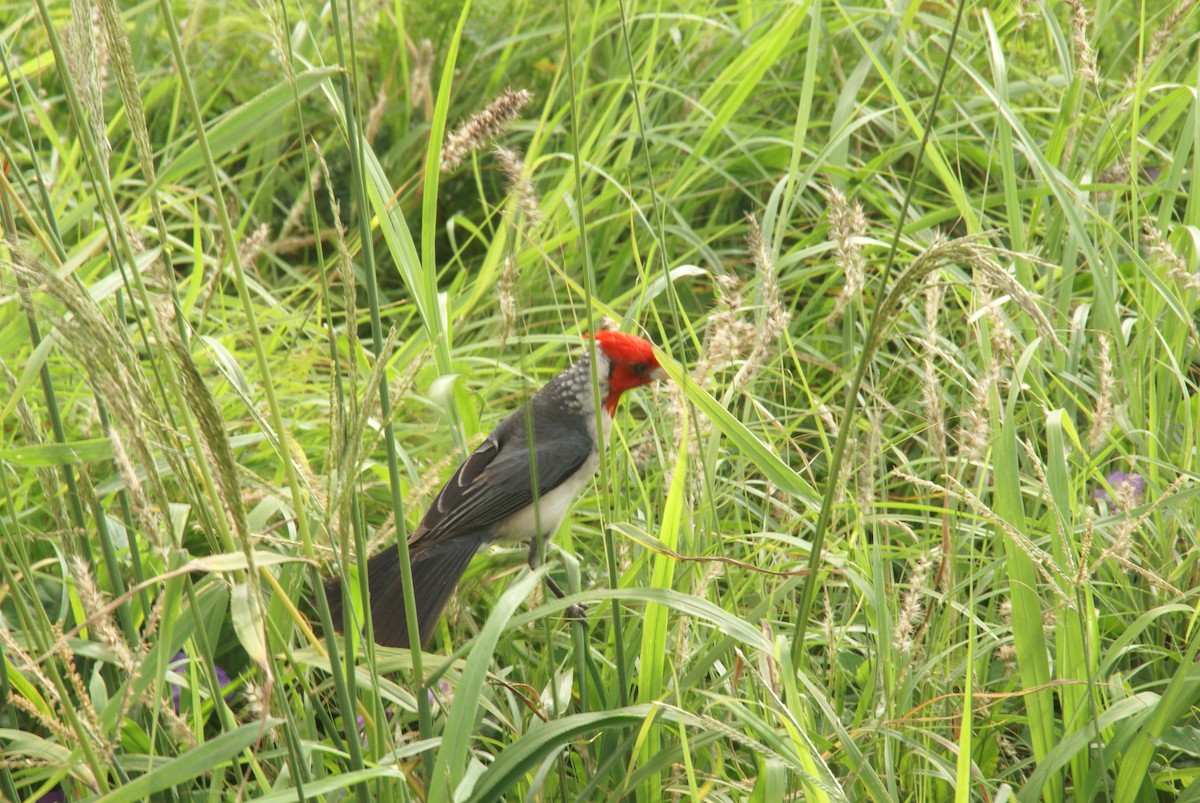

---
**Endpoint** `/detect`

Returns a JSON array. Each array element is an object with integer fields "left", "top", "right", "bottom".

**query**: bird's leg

[{"left": 527, "top": 539, "right": 587, "bottom": 621}]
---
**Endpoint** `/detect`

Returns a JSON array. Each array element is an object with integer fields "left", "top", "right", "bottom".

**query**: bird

[{"left": 325, "top": 330, "right": 666, "bottom": 648}]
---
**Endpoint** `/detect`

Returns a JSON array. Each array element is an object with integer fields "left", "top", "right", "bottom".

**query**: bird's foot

[{"left": 563, "top": 603, "right": 588, "bottom": 622}]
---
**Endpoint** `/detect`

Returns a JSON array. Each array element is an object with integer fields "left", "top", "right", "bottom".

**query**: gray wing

[{"left": 410, "top": 409, "right": 593, "bottom": 547}]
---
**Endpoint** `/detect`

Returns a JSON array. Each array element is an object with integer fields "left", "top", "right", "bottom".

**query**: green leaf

[
  {"left": 467, "top": 705, "right": 659, "bottom": 803},
  {"left": 230, "top": 582, "right": 269, "bottom": 671},
  {"left": 0, "top": 330, "right": 56, "bottom": 422},
  {"left": 0, "top": 437, "right": 112, "bottom": 466}
]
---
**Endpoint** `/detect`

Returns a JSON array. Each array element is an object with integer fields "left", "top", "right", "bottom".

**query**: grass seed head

[{"left": 441, "top": 88, "right": 532, "bottom": 173}]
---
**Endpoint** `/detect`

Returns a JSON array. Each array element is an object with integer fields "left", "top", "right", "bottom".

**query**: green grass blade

[{"left": 87, "top": 720, "right": 282, "bottom": 803}]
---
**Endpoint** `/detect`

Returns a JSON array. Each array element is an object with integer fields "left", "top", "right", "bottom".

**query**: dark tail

[{"left": 325, "top": 535, "right": 485, "bottom": 648}]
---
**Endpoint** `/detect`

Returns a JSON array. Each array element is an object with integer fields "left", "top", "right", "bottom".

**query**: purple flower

[
  {"left": 356, "top": 708, "right": 395, "bottom": 750},
  {"left": 1093, "top": 471, "right": 1145, "bottom": 509},
  {"left": 428, "top": 678, "right": 453, "bottom": 709},
  {"left": 170, "top": 650, "right": 234, "bottom": 711}
]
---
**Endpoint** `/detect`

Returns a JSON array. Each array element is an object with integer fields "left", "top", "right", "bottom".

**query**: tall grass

[{"left": 2, "top": 0, "right": 1198, "bottom": 800}]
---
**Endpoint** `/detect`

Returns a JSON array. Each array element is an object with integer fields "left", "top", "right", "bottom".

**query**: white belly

[{"left": 493, "top": 449, "right": 600, "bottom": 542}]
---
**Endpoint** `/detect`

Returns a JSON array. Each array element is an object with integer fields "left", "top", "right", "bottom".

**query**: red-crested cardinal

[{"left": 326, "top": 331, "right": 665, "bottom": 648}]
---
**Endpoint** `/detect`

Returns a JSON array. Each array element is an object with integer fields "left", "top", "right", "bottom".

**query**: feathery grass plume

[
  {"left": 315, "top": 141, "right": 408, "bottom": 554},
  {"left": 742, "top": 212, "right": 790, "bottom": 383},
  {"left": 409, "top": 37, "right": 435, "bottom": 119},
  {"left": 161, "top": 703, "right": 198, "bottom": 749},
  {"left": 1075, "top": 506, "right": 1096, "bottom": 586},
  {"left": 1042, "top": 608, "right": 1059, "bottom": 634},
  {"left": 922, "top": 273, "right": 946, "bottom": 463},
  {"left": 958, "top": 361, "right": 996, "bottom": 464},
  {"left": 365, "top": 78, "right": 390, "bottom": 145},
  {"left": 1087, "top": 334, "right": 1114, "bottom": 451},
  {"left": 822, "top": 591, "right": 837, "bottom": 651},
  {"left": 254, "top": 0, "right": 292, "bottom": 85},
  {"left": 9, "top": 248, "right": 174, "bottom": 541},
  {"left": 170, "top": 331, "right": 249, "bottom": 548},
  {"left": 1064, "top": 0, "right": 1099, "bottom": 86},
  {"left": 0, "top": 620, "right": 59, "bottom": 709},
  {"left": 696, "top": 274, "right": 755, "bottom": 380},
  {"left": 238, "top": 222, "right": 272, "bottom": 271},
  {"left": 995, "top": 598, "right": 1016, "bottom": 668},
  {"left": 647, "top": 273, "right": 750, "bottom": 475},
  {"left": 825, "top": 186, "right": 867, "bottom": 326},
  {"left": 1142, "top": 1, "right": 1193, "bottom": 72},
  {"left": 95, "top": 0, "right": 180, "bottom": 291},
  {"left": 856, "top": 412, "right": 880, "bottom": 514},
  {"left": 1144, "top": 219, "right": 1200, "bottom": 292},
  {"left": 327, "top": 326, "right": 398, "bottom": 555},
  {"left": 243, "top": 680, "right": 278, "bottom": 743},
  {"left": 494, "top": 146, "right": 543, "bottom": 229},
  {"left": 52, "top": 623, "right": 110, "bottom": 760},
  {"left": 5, "top": 686, "right": 78, "bottom": 753},
  {"left": 162, "top": 314, "right": 270, "bottom": 684},
  {"left": 440, "top": 88, "right": 532, "bottom": 173},
  {"left": 314, "top": 135, "right": 355, "bottom": 543},
  {"left": 70, "top": 555, "right": 127, "bottom": 665},
  {"left": 498, "top": 252, "right": 521, "bottom": 345},
  {"left": 285, "top": 428, "right": 324, "bottom": 513},
  {"left": 1015, "top": 0, "right": 1037, "bottom": 30},
  {"left": 955, "top": 276, "right": 1003, "bottom": 463},
  {"left": 879, "top": 232, "right": 1060, "bottom": 351},
  {"left": 815, "top": 403, "right": 849, "bottom": 507},
  {"left": 282, "top": 151, "right": 324, "bottom": 237},
  {"left": 894, "top": 552, "right": 932, "bottom": 654},
  {"left": 1087, "top": 474, "right": 1187, "bottom": 596},
  {"left": 980, "top": 281, "right": 1017, "bottom": 363},
  {"left": 66, "top": 0, "right": 109, "bottom": 168}
]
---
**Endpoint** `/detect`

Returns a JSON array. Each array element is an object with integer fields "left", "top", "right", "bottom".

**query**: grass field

[{"left": 2, "top": 0, "right": 1199, "bottom": 800}]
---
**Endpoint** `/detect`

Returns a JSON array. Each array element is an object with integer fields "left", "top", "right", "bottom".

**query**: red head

[{"left": 587, "top": 331, "right": 666, "bottom": 415}]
